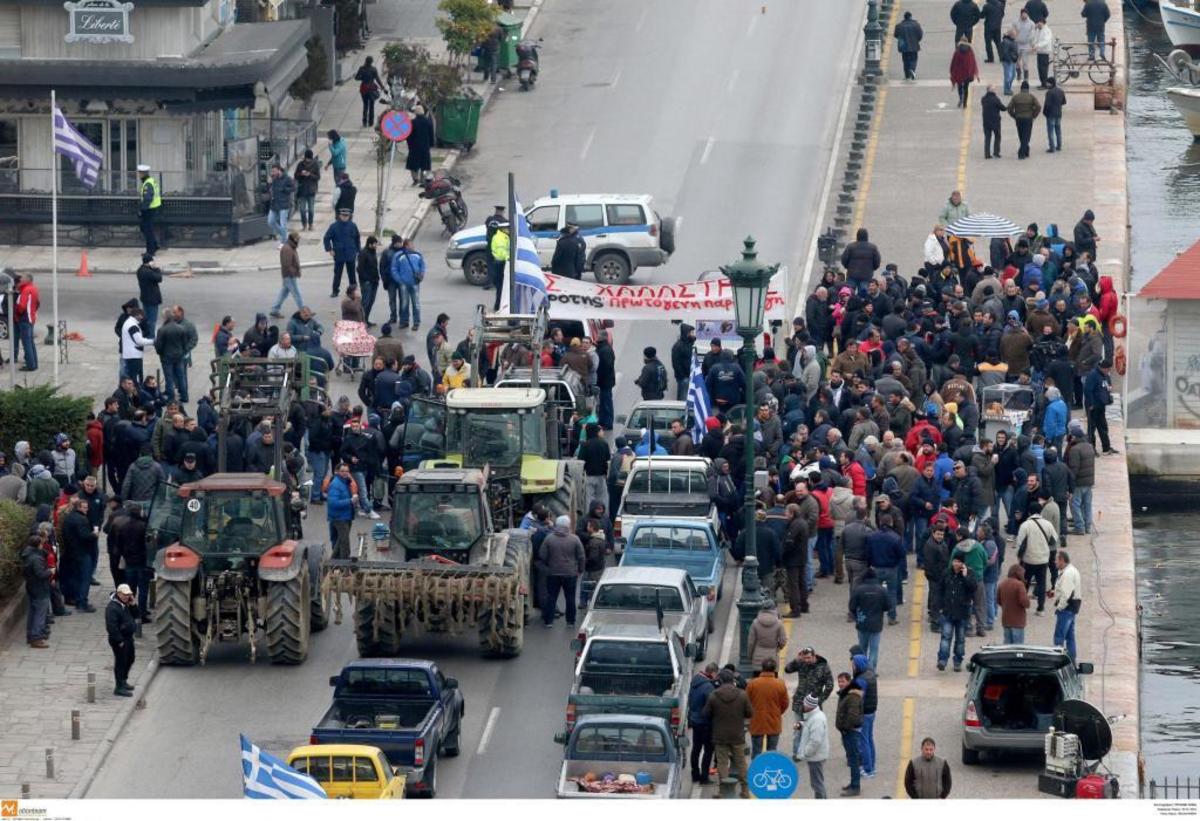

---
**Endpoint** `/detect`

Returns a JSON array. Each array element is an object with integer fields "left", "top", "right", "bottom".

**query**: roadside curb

[
  {"left": 22, "top": 0, "right": 549, "bottom": 280},
  {"left": 71, "top": 656, "right": 160, "bottom": 798},
  {"left": 0, "top": 589, "right": 27, "bottom": 651}
]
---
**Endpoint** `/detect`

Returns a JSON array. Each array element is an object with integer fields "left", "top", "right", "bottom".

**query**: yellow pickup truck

[{"left": 287, "top": 744, "right": 406, "bottom": 799}]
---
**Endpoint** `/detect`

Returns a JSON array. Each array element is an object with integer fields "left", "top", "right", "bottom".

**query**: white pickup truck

[
  {"left": 614, "top": 456, "right": 719, "bottom": 552},
  {"left": 575, "top": 566, "right": 712, "bottom": 662},
  {"left": 553, "top": 714, "right": 684, "bottom": 799}
]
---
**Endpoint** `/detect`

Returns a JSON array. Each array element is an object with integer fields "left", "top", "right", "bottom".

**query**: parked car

[
  {"left": 310, "top": 660, "right": 465, "bottom": 798},
  {"left": 621, "top": 519, "right": 726, "bottom": 601},
  {"left": 614, "top": 456, "right": 717, "bottom": 550},
  {"left": 553, "top": 715, "right": 685, "bottom": 799},
  {"left": 286, "top": 744, "right": 406, "bottom": 799},
  {"left": 577, "top": 566, "right": 712, "bottom": 661},
  {"left": 617, "top": 400, "right": 695, "bottom": 453},
  {"left": 445, "top": 193, "right": 675, "bottom": 285},
  {"left": 565, "top": 623, "right": 692, "bottom": 739},
  {"left": 960, "top": 644, "right": 1094, "bottom": 765}
]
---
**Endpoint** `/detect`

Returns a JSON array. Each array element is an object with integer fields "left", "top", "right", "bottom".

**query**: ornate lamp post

[
  {"left": 720, "top": 236, "right": 780, "bottom": 679},
  {"left": 864, "top": 0, "right": 883, "bottom": 78}
]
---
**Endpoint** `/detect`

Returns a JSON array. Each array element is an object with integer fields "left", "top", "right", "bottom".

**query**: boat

[
  {"left": 1162, "top": 1, "right": 1200, "bottom": 56},
  {"left": 1127, "top": 0, "right": 1158, "bottom": 11},
  {"left": 1166, "top": 86, "right": 1200, "bottom": 139}
]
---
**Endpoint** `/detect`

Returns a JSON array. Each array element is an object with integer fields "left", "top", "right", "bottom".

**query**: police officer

[
  {"left": 137, "top": 164, "right": 162, "bottom": 256},
  {"left": 490, "top": 221, "right": 510, "bottom": 311},
  {"left": 484, "top": 205, "right": 506, "bottom": 290}
]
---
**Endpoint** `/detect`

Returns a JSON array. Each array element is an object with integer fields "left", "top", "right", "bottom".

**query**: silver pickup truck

[
  {"left": 575, "top": 566, "right": 713, "bottom": 662},
  {"left": 614, "top": 456, "right": 719, "bottom": 552},
  {"left": 554, "top": 714, "right": 684, "bottom": 799}
]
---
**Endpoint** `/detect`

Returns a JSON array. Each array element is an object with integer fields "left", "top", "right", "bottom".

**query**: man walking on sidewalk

[
  {"left": 105, "top": 583, "right": 138, "bottom": 696},
  {"left": 950, "top": 0, "right": 981, "bottom": 44},
  {"left": 1008, "top": 81, "right": 1041, "bottom": 159},
  {"left": 981, "top": 85, "right": 1007, "bottom": 159},
  {"left": 271, "top": 231, "right": 304, "bottom": 318},
  {"left": 982, "top": 0, "right": 1005, "bottom": 62},
  {"left": 895, "top": 11, "right": 924, "bottom": 80},
  {"left": 1043, "top": 77, "right": 1066, "bottom": 152}
]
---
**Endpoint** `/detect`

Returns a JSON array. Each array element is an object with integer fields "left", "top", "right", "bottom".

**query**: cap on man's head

[
  {"left": 402, "top": 354, "right": 417, "bottom": 365},
  {"left": 141, "top": 252, "right": 154, "bottom": 264},
  {"left": 136, "top": 164, "right": 150, "bottom": 172},
  {"left": 116, "top": 583, "right": 133, "bottom": 596}
]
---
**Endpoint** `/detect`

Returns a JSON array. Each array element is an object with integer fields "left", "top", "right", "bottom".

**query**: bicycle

[
  {"left": 1052, "top": 39, "right": 1115, "bottom": 87},
  {"left": 751, "top": 768, "right": 794, "bottom": 792}
]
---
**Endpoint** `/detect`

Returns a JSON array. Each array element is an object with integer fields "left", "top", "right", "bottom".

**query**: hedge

[
  {"left": 0, "top": 500, "right": 35, "bottom": 599},
  {"left": 0, "top": 384, "right": 92, "bottom": 460}
]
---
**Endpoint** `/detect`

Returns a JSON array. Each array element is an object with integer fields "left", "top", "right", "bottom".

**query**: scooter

[
  {"left": 516, "top": 39, "right": 541, "bottom": 91},
  {"left": 420, "top": 170, "right": 468, "bottom": 235}
]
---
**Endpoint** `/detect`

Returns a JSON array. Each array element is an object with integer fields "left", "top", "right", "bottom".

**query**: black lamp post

[
  {"left": 864, "top": 0, "right": 883, "bottom": 78},
  {"left": 720, "top": 236, "right": 780, "bottom": 679}
]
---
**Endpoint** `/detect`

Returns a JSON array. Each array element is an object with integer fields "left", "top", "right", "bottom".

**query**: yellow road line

[
  {"left": 907, "top": 572, "right": 925, "bottom": 678},
  {"left": 852, "top": 2, "right": 902, "bottom": 229},
  {"left": 895, "top": 697, "right": 915, "bottom": 799},
  {"left": 956, "top": 84, "right": 973, "bottom": 193}
]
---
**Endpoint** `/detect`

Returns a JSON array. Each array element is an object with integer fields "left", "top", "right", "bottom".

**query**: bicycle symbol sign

[
  {"left": 380, "top": 110, "right": 412, "bottom": 142},
  {"left": 746, "top": 751, "right": 798, "bottom": 799}
]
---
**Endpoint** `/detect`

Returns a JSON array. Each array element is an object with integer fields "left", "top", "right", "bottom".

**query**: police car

[{"left": 444, "top": 193, "right": 675, "bottom": 286}]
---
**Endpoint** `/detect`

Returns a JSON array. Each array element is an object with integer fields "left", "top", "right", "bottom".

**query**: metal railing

[
  {"left": 1145, "top": 777, "right": 1200, "bottom": 799},
  {"left": 0, "top": 168, "right": 236, "bottom": 198},
  {"left": 1052, "top": 38, "right": 1119, "bottom": 88}
]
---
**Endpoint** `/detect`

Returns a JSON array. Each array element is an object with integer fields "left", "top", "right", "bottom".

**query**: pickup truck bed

[
  {"left": 317, "top": 699, "right": 435, "bottom": 731},
  {"left": 559, "top": 761, "right": 674, "bottom": 798}
]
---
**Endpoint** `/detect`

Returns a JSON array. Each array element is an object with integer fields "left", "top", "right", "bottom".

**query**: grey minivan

[{"left": 960, "top": 644, "right": 1093, "bottom": 765}]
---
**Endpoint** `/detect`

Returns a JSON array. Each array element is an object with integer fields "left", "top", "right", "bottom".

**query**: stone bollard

[
  {"left": 717, "top": 776, "right": 740, "bottom": 799},
  {"left": 87, "top": 672, "right": 96, "bottom": 704},
  {"left": 21, "top": 783, "right": 30, "bottom": 799},
  {"left": 45, "top": 748, "right": 54, "bottom": 779},
  {"left": 71, "top": 710, "right": 80, "bottom": 741}
]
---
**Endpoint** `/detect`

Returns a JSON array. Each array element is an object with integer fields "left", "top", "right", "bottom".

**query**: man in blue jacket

[
  {"left": 688, "top": 662, "right": 719, "bottom": 784},
  {"left": 866, "top": 519, "right": 906, "bottom": 634},
  {"left": 323, "top": 462, "right": 356, "bottom": 559},
  {"left": 323, "top": 208, "right": 361, "bottom": 298},
  {"left": 390, "top": 237, "right": 426, "bottom": 332},
  {"left": 1042, "top": 386, "right": 1069, "bottom": 451}
]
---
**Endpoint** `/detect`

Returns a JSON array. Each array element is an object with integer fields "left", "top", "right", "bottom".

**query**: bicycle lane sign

[{"left": 746, "top": 751, "right": 798, "bottom": 799}]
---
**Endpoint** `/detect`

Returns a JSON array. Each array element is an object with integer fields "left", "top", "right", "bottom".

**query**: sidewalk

[
  {"left": 0, "top": 0, "right": 541, "bottom": 278},
  {"left": 799, "top": 0, "right": 1139, "bottom": 794}
]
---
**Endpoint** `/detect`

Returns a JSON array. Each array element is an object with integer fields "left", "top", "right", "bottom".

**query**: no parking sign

[{"left": 380, "top": 109, "right": 412, "bottom": 142}]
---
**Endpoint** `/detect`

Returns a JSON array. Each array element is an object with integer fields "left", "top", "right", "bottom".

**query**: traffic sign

[
  {"left": 380, "top": 109, "right": 413, "bottom": 142},
  {"left": 746, "top": 752, "right": 798, "bottom": 799}
]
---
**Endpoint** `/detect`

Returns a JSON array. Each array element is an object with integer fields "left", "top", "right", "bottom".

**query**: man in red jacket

[{"left": 14, "top": 272, "right": 39, "bottom": 371}]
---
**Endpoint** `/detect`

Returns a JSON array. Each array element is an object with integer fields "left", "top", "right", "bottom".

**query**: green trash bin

[
  {"left": 437, "top": 94, "right": 483, "bottom": 150},
  {"left": 497, "top": 12, "right": 522, "bottom": 73}
]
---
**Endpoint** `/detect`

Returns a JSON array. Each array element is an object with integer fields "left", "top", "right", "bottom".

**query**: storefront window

[{"left": 0, "top": 119, "right": 17, "bottom": 193}]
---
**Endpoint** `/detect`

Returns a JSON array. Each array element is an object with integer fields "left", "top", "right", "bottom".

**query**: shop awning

[{"left": 0, "top": 20, "right": 310, "bottom": 109}]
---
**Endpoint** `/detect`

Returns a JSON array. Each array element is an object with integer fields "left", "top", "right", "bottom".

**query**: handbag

[{"left": 1066, "top": 595, "right": 1081, "bottom": 614}]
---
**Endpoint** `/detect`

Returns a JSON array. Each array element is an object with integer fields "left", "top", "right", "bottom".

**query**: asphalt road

[{"left": 85, "top": 0, "right": 864, "bottom": 800}]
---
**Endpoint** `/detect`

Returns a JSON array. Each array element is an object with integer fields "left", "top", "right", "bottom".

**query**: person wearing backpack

[
  {"left": 634, "top": 346, "right": 668, "bottom": 400},
  {"left": 389, "top": 237, "right": 426, "bottom": 332}
]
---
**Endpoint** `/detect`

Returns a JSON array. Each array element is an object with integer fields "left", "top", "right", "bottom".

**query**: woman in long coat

[
  {"left": 949, "top": 38, "right": 980, "bottom": 109},
  {"left": 406, "top": 105, "right": 435, "bottom": 185}
]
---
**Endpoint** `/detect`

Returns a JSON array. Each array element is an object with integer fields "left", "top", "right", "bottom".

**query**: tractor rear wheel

[
  {"left": 480, "top": 532, "right": 529, "bottom": 658},
  {"left": 504, "top": 529, "right": 534, "bottom": 625},
  {"left": 355, "top": 599, "right": 403, "bottom": 657},
  {"left": 264, "top": 568, "right": 311, "bottom": 665},
  {"left": 536, "top": 459, "right": 585, "bottom": 523},
  {"left": 154, "top": 578, "right": 199, "bottom": 666}
]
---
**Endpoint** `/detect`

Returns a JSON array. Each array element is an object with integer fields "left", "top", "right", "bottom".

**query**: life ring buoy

[
  {"left": 1109, "top": 314, "right": 1127, "bottom": 339},
  {"left": 1114, "top": 346, "right": 1127, "bottom": 376}
]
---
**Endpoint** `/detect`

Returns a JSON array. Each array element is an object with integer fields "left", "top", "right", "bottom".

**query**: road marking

[
  {"left": 700, "top": 136, "right": 716, "bottom": 165},
  {"left": 852, "top": 1, "right": 901, "bottom": 230},
  {"left": 908, "top": 572, "right": 925, "bottom": 678},
  {"left": 674, "top": 215, "right": 684, "bottom": 236},
  {"left": 476, "top": 706, "right": 501, "bottom": 755},
  {"left": 956, "top": 88, "right": 973, "bottom": 193},
  {"left": 610, "top": 67, "right": 623, "bottom": 88},
  {"left": 895, "top": 697, "right": 915, "bottom": 799},
  {"left": 727, "top": 68, "right": 740, "bottom": 94},
  {"left": 634, "top": 4, "right": 648, "bottom": 32},
  {"left": 717, "top": 571, "right": 743, "bottom": 665},
  {"left": 580, "top": 128, "right": 595, "bottom": 160},
  {"left": 746, "top": 13, "right": 758, "bottom": 37}
]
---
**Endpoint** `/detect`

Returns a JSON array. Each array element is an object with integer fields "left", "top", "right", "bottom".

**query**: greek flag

[
  {"left": 52, "top": 107, "right": 102, "bottom": 189},
  {"left": 240, "top": 734, "right": 327, "bottom": 800},
  {"left": 511, "top": 196, "right": 548, "bottom": 313},
  {"left": 687, "top": 352, "right": 711, "bottom": 445}
]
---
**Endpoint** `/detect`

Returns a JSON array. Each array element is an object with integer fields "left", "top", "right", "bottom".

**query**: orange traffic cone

[{"left": 76, "top": 250, "right": 91, "bottom": 278}]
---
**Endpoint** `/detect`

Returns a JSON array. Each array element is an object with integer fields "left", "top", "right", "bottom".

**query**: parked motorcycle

[
  {"left": 517, "top": 39, "right": 541, "bottom": 91},
  {"left": 421, "top": 170, "right": 468, "bottom": 235}
]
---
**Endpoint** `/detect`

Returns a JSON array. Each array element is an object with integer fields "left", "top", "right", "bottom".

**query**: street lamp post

[
  {"left": 864, "top": 0, "right": 883, "bottom": 78},
  {"left": 720, "top": 236, "right": 780, "bottom": 679}
]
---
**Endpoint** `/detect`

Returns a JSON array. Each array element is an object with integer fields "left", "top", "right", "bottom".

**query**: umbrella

[{"left": 945, "top": 213, "right": 1022, "bottom": 238}]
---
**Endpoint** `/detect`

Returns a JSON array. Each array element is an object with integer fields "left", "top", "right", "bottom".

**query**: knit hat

[
  {"left": 705, "top": 416, "right": 722, "bottom": 431},
  {"left": 1007, "top": 310, "right": 1020, "bottom": 321},
  {"left": 1036, "top": 299, "right": 1049, "bottom": 310},
  {"left": 1033, "top": 253, "right": 1045, "bottom": 266},
  {"left": 944, "top": 402, "right": 958, "bottom": 415},
  {"left": 553, "top": 515, "right": 571, "bottom": 534},
  {"left": 643, "top": 346, "right": 656, "bottom": 358},
  {"left": 802, "top": 694, "right": 820, "bottom": 711}
]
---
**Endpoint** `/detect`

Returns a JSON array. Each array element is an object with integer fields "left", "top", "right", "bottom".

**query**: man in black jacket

[
  {"left": 981, "top": 85, "right": 1007, "bottom": 159},
  {"left": 135, "top": 253, "right": 163, "bottom": 339},
  {"left": 595, "top": 332, "right": 616, "bottom": 430},
  {"left": 578, "top": 423, "right": 611, "bottom": 512},
  {"left": 105, "top": 583, "right": 138, "bottom": 696},
  {"left": 937, "top": 556, "right": 977, "bottom": 671},
  {"left": 357, "top": 235, "right": 381, "bottom": 326},
  {"left": 634, "top": 346, "right": 667, "bottom": 401},
  {"left": 840, "top": 228, "right": 882, "bottom": 296},
  {"left": 21, "top": 536, "right": 52, "bottom": 647},
  {"left": 950, "top": 0, "right": 981, "bottom": 44},
  {"left": 113, "top": 502, "right": 151, "bottom": 620},
  {"left": 1082, "top": 0, "right": 1111, "bottom": 60},
  {"left": 806, "top": 287, "right": 833, "bottom": 351},
  {"left": 671, "top": 324, "right": 696, "bottom": 401},
  {"left": 550, "top": 224, "right": 586, "bottom": 280},
  {"left": 1043, "top": 77, "right": 1066, "bottom": 153},
  {"left": 61, "top": 497, "right": 98, "bottom": 613},
  {"left": 1024, "top": 0, "right": 1048, "bottom": 23},
  {"left": 894, "top": 11, "right": 923, "bottom": 80}
]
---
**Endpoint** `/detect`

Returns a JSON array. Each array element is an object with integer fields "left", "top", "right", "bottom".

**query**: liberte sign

[{"left": 64, "top": 0, "right": 135, "bottom": 44}]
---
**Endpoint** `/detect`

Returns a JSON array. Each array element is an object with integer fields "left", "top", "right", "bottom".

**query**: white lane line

[
  {"left": 727, "top": 68, "right": 740, "bottom": 94},
  {"left": 476, "top": 707, "right": 501, "bottom": 755},
  {"left": 674, "top": 215, "right": 684, "bottom": 236},
  {"left": 746, "top": 13, "right": 758, "bottom": 37},
  {"left": 610, "top": 67, "right": 623, "bottom": 88},
  {"left": 718, "top": 570, "right": 743, "bottom": 666},
  {"left": 634, "top": 4, "right": 648, "bottom": 32},
  {"left": 699, "top": 136, "right": 716, "bottom": 165},
  {"left": 580, "top": 128, "right": 595, "bottom": 160}
]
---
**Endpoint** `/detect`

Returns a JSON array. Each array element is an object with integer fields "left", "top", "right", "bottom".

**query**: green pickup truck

[{"left": 564, "top": 623, "right": 693, "bottom": 741}]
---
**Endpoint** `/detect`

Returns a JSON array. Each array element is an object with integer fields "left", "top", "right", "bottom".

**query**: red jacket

[
  {"left": 842, "top": 461, "right": 867, "bottom": 497},
  {"left": 15, "top": 280, "right": 39, "bottom": 324},
  {"left": 949, "top": 46, "right": 979, "bottom": 85},
  {"left": 86, "top": 419, "right": 105, "bottom": 469},
  {"left": 905, "top": 420, "right": 943, "bottom": 455},
  {"left": 1090, "top": 275, "right": 1118, "bottom": 325},
  {"left": 811, "top": 487, "right": 835, "bottom": 529}
]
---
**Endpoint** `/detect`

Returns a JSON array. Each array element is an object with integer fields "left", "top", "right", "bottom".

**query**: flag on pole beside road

[
  {"left": 240, "top": 734, "right": 327, "bottom": 800},
  {"left": 52, "top": 107, "right": 102, "bottom": 189},
  {"left": 510, "top": 196, "right": 548, "bottom": 313},
  {"left": 687, "top": 352, "right": 711, "bottom": 446}
]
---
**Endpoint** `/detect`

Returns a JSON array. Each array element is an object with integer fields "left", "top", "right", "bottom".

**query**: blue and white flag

[
  {"left": 52, "top": 107, "right": 102, "bottom": 189},
  {"left": 502, "top": 196, "right": 549, "bottom": 314},
  {"left": 240, "top": 734, "right": 327, "bottom": 800},
  {"left": 687, "top": 352, "right": 711, "bottom": 445}
]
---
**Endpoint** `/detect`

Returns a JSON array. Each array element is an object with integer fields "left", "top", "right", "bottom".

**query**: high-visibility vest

[
  {"left": 490, "top": 230, "right": 510, "bottom": 262},
  {"left": 142, "top": 176, "right": 162, "bottom": 210}
]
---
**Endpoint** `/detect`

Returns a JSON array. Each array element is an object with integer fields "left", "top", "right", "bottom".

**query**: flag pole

[
  {"left": 506, "top": 171, "right": 517, "bottom": 313},
  {"left": 50, "top": 90, "right": 60, "bottom": 386}
]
